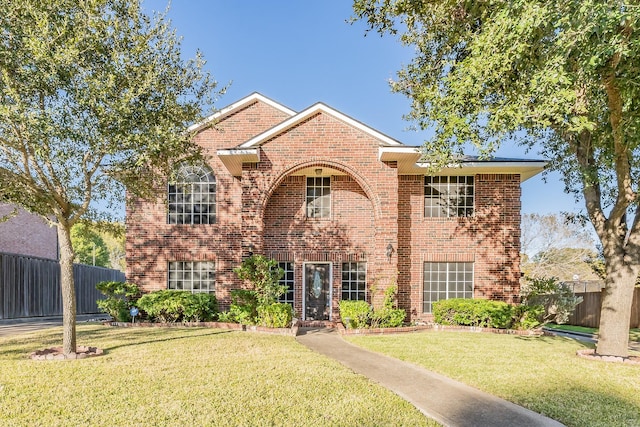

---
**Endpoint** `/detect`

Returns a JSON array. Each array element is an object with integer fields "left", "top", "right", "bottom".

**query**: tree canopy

[
  {"left": 353, "top": 0, "right": 640, "bottom": 357},
  {"left": 70, "top": 222, "right": 110, "bottom": 267},
  {"left": 0, "top": 0, "right": 221, "bottom": 354}
]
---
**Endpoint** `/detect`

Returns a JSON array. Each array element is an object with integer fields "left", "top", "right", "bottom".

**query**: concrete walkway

[
  {"left": 296, "top": 327, "right": 564, "bottom": 427},
  {"left": 0, "top": 314, "right": 107, "bottom": 337}
]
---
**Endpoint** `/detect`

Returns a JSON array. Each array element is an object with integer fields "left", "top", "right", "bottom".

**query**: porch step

[{"left": 297, "top": 320, "right": 337, "bottom": 328}]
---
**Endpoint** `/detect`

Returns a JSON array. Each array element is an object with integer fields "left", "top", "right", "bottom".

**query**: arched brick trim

[{"left": 257, "top": 160, "right": 383, "bottom": 222}]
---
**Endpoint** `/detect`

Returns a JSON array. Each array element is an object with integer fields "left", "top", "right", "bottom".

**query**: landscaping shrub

[
  {"left": 433, "top": 299, "right": 513, "bottom": 328},
  {"left": 233, "top": 255, "right": 286, "bottom": 306},
  {"left": 511, "top": 304, "right": 544, "bottom": 330},
  {"left": 257, "top": 303, "right": 293, "bottom": 328},
  {"left": 95, "top": 281, "right": 140, "bottom": 322},
  {"left": 370, "top": 308, "right": 406, "bottom": 328},
  {"left": 339, "top": 300, "right": 372, "bottom": 328},
  {"left": 217, "top": 289, "right": 259, "bottom": 325},
  {"left": 219, "top": 256, "right": 288, "bottom": 327},
  {"left": 136, "top": 290, "right": 218, "bottom": 323},
  {"left": 521, "top": 276, "right": 583, "bottom": 324},
  {"left": 370, "top": 284, "right": 406, "bottom": 327},
  {"left": 339, "top": 284, "right": 407, "bottom": 329}
]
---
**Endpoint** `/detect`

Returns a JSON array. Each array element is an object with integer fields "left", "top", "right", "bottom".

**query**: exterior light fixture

[{"left": 386, "top": 243, "right": 394, "bottom": 261}]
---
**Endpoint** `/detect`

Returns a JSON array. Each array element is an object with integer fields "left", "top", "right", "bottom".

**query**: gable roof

[
  {"left": 209, "top": 93, "right": 545, "bottom": 180},
  {"left": 187, "top": 92, "right": 296, "bottom": 133},
  {"left": 238, "top": 102, "right": 403, "bottom": 148}
]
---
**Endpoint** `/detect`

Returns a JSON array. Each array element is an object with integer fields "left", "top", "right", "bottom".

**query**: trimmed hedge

[
  {"left": 339, "top": 300, "right": 372, "bottom": 329},
  {"left": 136, "top": 290, "right": 218, "bottom": 323},
  {"left": 433, "top": 298, "right": 513, "bottom": 329},
  {"left": 257, "top": 303, "right": 293, "bottom": 328}
]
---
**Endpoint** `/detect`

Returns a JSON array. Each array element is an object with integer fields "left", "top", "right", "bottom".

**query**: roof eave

[
  {"left": 216, "top": 148, "right": 260, "bottom": 177},
  {"left": 415, "top": 161, "right": 547, "bottom": 182}
]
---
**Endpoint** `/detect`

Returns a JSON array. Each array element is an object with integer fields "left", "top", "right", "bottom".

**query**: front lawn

[
  {"left": 0, "top": 325, "right": 437, "bottom": 426},
  {"left": 345, "top": 331, "right": 640, "bottom": 427}
]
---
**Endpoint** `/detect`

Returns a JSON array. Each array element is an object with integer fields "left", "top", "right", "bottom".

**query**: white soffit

[
  {"left": 239, "top": 103, "right": 404, "bottom": 148},
  {"left": 187, "top": 92, "right": 296, "bottom": 133},
  {"left": 217, "top": 148, "right": 259, "bottom": 176},
  {"left": 415, "top": 160, "right": 547, "bottom": 182}
]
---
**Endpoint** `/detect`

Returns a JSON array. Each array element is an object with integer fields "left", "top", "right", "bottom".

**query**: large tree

[
  {"left": 0, "top": 0, "right": 220, "bottom": 355},
  {"left": 353, "top": 0, "right": 640, "bottom": 357}
]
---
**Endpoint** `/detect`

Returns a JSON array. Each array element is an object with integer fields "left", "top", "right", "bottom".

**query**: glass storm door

[{"left": 304, "top": 263, "right": 331, "bottom": 320}]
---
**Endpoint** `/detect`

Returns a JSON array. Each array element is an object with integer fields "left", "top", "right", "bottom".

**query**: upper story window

[
  {"left": 306, "top": 176, "right": 331, "bottom": 218},
  {"left": 168, "top": 164, "right": 216, "bottom": 224},
  {"left": 424, "top": 176, "right": 474, "bottom": 218}
]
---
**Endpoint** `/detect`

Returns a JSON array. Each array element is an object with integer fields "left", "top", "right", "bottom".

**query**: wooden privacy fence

[
  {"left": 0, "top": 252, "right": 125, "bottom": 320},
  {"left": 569, "top": 288, "right": 640, "bottom": 329}
]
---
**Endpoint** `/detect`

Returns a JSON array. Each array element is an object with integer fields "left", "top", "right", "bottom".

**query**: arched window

[{"left": 168, "top": 163, "right": 216, "bottom": 224}]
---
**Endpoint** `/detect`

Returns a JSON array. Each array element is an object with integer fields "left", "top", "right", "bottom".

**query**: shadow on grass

[
  {"left": 0, "top": 325, "right": 234, "bottom": 359},
  {"left": 514, "top": 334, "right": 594, "bottom": 348}
]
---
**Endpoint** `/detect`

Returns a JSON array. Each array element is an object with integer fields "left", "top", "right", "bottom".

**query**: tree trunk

[
  {"left": 57, "top": 224, "right": 77, "bottom": 355},
  {"left": 596, "top": 263, "right": 637, "bottom": 357}
]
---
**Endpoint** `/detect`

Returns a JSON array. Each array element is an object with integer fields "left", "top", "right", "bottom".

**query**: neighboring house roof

[{"left": 208, "top": 93, "right": 546, "bottom": 180}]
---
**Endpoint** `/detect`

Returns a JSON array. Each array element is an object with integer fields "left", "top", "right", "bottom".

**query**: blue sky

[{"left": 145, "top": 0, "right": 583, "bottom": 216}]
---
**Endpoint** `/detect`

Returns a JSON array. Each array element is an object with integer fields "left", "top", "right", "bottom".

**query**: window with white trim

[
  {"left": 341, "top": 262, "right": 366, "bottom": 301},
  {"left": 423, "top": 262, "right": 473, "bottom": 313},
  {"left": 306, "top": 177, "right": 331, "bottom": 218},
  {"left": 424, "top": 176, "right": 474, "bottom": 217},
  {"left": 168, "top": 261, "right": 215, "bottom": 294},
  {"left": 277, "top": 262, "right": 294, "bottom": 306},
  {"left": 168, "top": 164, "right": 216, "bottom": 224}
]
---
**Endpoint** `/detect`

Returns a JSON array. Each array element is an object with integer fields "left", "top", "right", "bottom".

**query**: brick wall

[
  {"left": 0, "top": 204, "right": 58, "bottom": 260},
  {"left": 397, "top": 174, "right": 522, "bottom": 322},
  {"left": 126, "top": 96, "right": 523, "bottom": 322}
]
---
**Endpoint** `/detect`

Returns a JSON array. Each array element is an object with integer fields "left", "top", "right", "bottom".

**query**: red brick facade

[{"left": 126, "top": 93, "right": 543, "bottom": 322}]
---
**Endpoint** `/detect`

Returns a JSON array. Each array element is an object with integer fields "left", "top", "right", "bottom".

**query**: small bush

[
  {"left": 339, "top": 300, "right": 371, "bottom": 328},
  {"left": 370, "top": 308, "right": 406, "bottom": 328},
  {"left": 511, "top": 304, "right": 544, "bottom": 330},
  {"left": 233, "top": 255, "right": 286, "bottom": 306},
  {"left": 257, "top": 303, "right": 293, "bottom": 328},
  {"left": 136, "top": 290, "right": 218, "bottom": 323},
  {"left": 433, "top": 299, "right": 513, "bottom": 328},
  {"left": 521, "top": 276, "right": 583, "bottom": 324},
  {"left": 95, "top": 281, "right": 140, "bottom": 322},
  {"left": 219, "top": 289, "right": 259, "bottom": 325}
]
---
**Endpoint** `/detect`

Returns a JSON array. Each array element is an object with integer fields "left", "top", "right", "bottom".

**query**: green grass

[
  {"left": 0, "top": 325, "right": 437, "bottom": 427},
  {"left": 545, "top": 323, "right": 640, "bottom": 342},
  {"left": 345, "top": 331, "right": 640, "bottom": 427}
]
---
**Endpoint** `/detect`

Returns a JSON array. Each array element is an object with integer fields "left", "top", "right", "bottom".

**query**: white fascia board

[
  {"left": 187, "top": 93, "right": 296, "bottom": 133},
  {"left": 216, "top": 148, "right": 260, "bottom": 158},
  {"left": 416, "top": 161, "right": 547, "bottom": 169},
  {"left": 239, "top": 103, "right": 404, "bottom": 148}
]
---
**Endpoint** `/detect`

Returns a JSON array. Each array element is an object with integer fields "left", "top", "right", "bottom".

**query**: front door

[{"left": 304, "top": 263, "right": 331, "bottom": 320}]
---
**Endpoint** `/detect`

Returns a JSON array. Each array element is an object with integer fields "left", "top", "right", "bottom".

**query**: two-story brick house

[{"left": 126, "top": 93, "right": 545, "bottom": 322}]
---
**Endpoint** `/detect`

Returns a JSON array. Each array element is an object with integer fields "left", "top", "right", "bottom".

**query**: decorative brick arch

[{"left": 256, "top": 160, "right": 383, "bottom": 222}]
